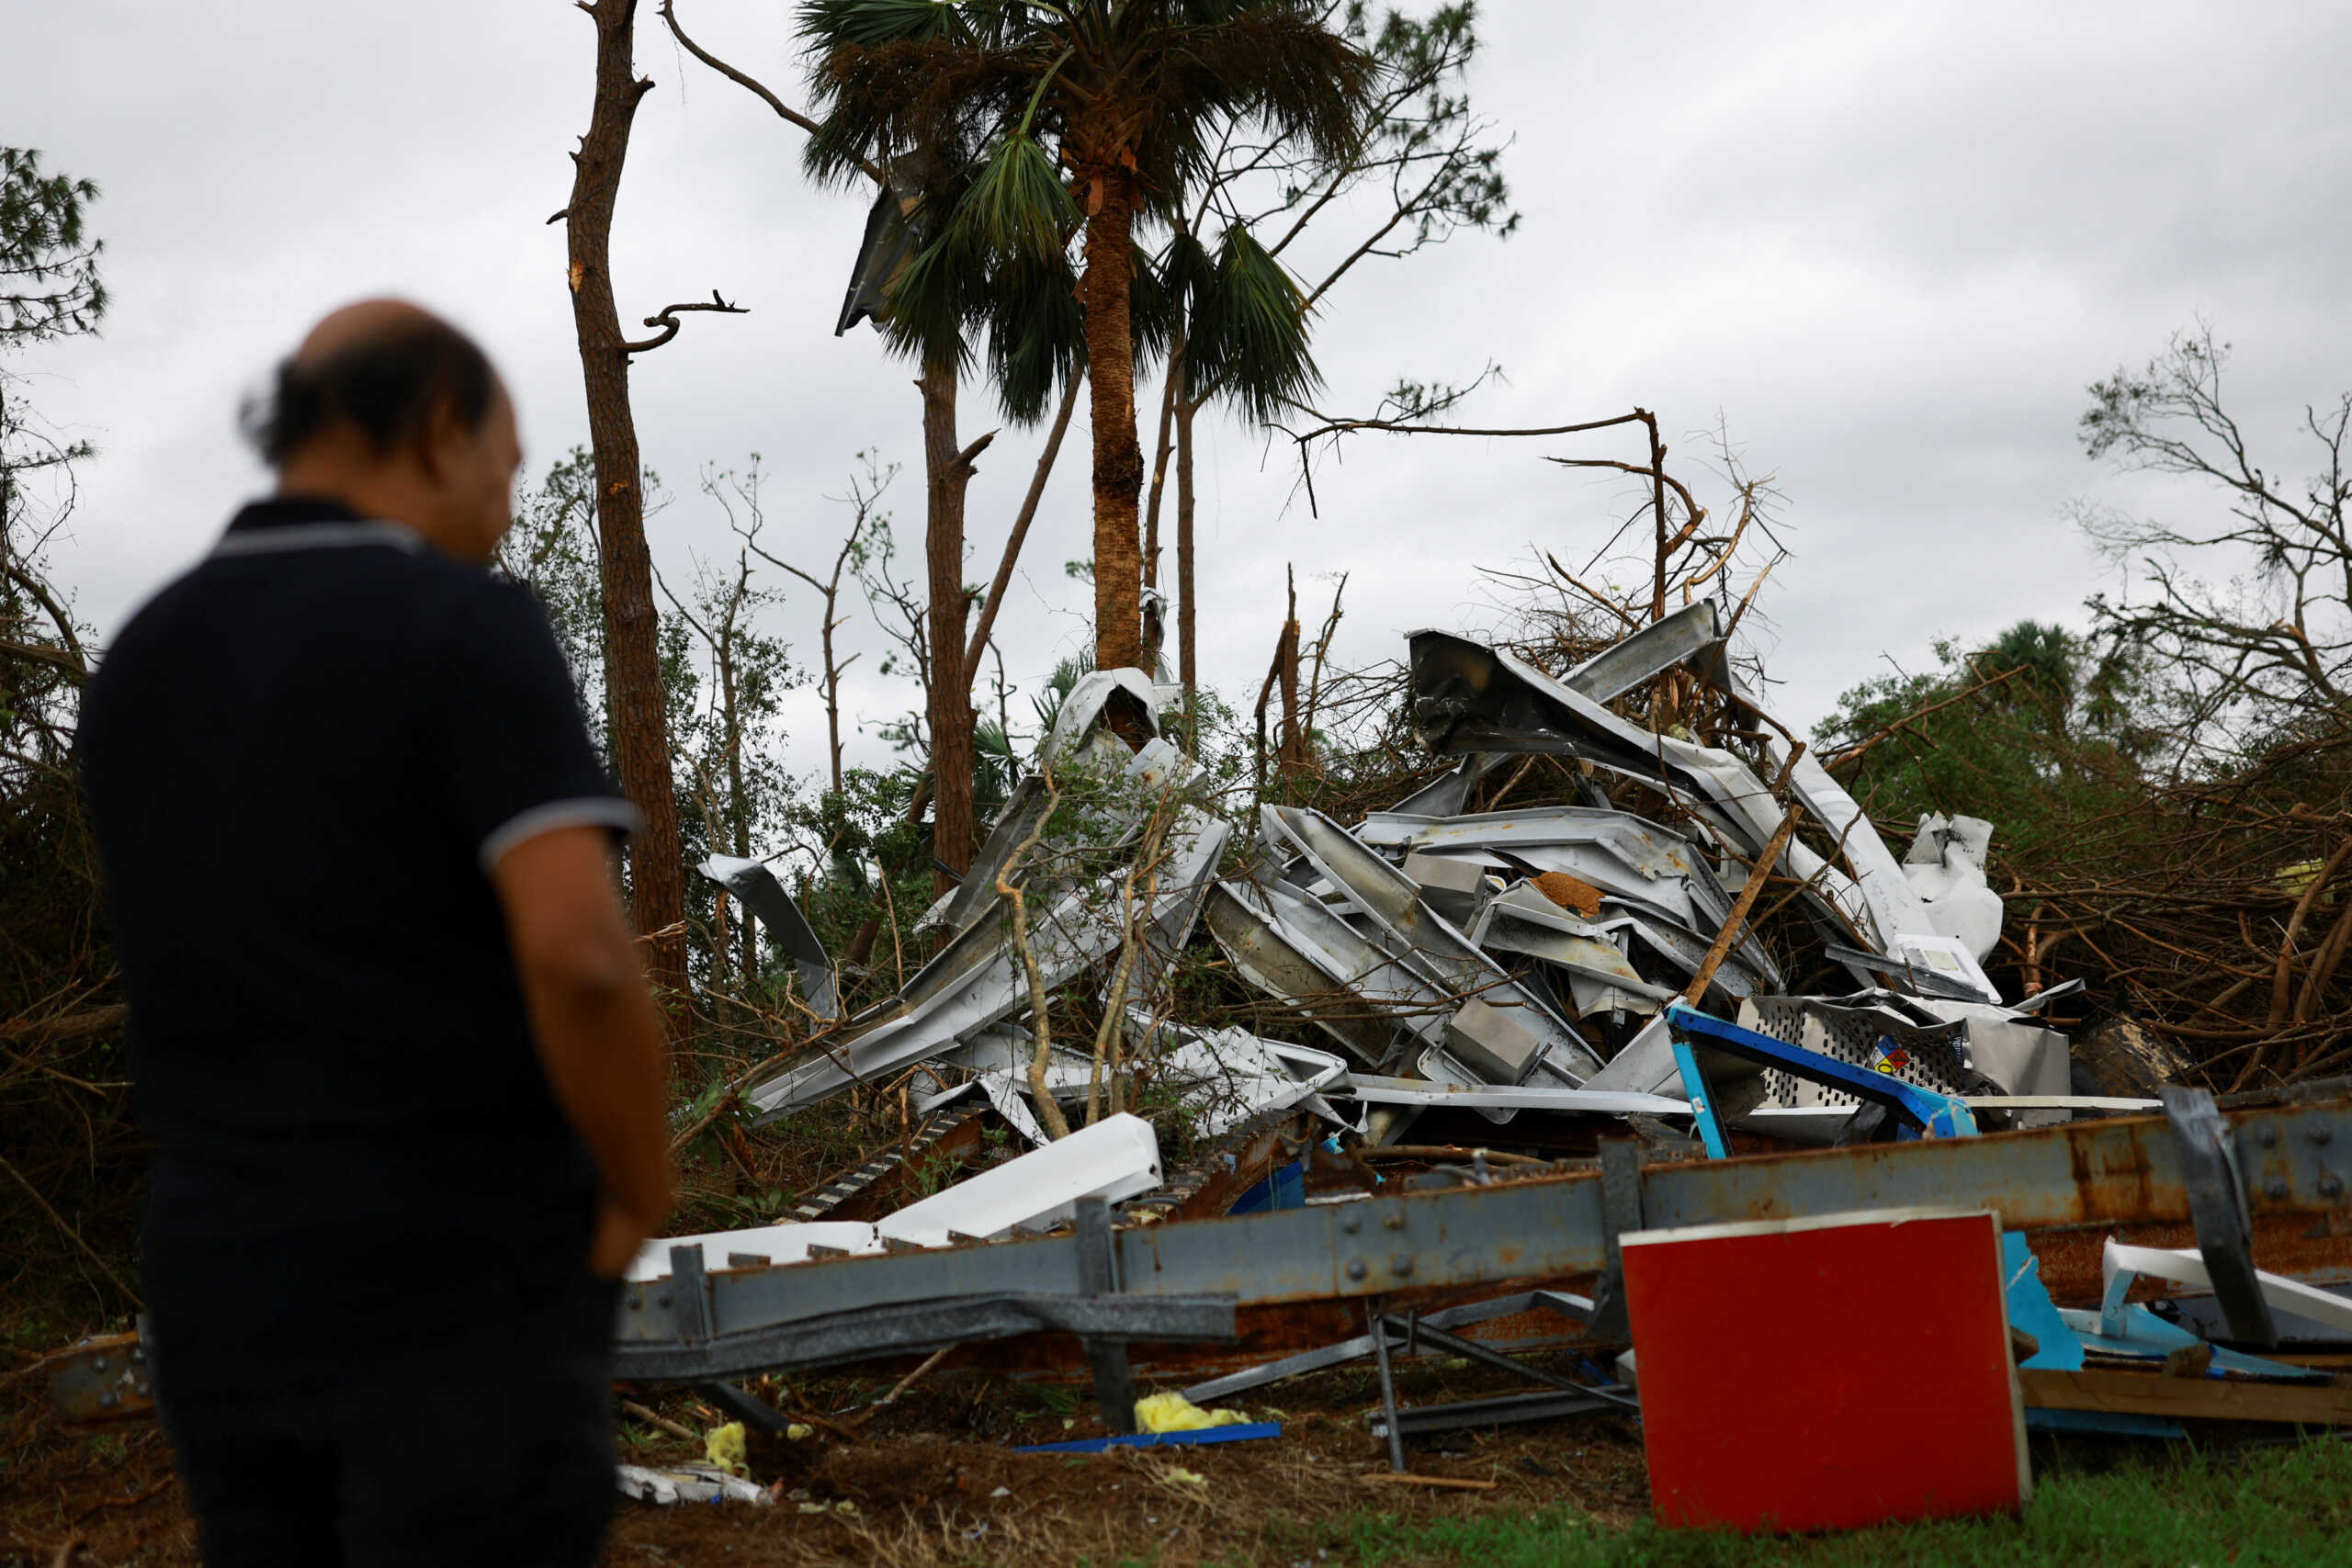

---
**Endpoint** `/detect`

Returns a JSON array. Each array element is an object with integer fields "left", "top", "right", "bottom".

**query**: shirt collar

[
  {"left": 214, "top": 497, "right": 424, "bottom": 558},
  {"left": 226, "top": 496, "right": 368, "bottom": 532}
]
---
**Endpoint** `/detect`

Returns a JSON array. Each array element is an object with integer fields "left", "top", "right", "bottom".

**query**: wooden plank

[{"left": 2019, "top": 1368, "right": 2352, "bottom": 1426}]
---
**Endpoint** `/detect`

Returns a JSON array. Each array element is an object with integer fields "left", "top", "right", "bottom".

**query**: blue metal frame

[{"left": 1663, "top": 1002, "right": 1979, "bottom": 1145}]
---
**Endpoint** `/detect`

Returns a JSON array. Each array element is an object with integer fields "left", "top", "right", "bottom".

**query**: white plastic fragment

[
  {"left": 2101, "top": 1237, "right": 2352, "bottom": 1337},
  {"left": 626, "top": 1222, "right": 884, "bottom": 1281},
  {"left": 876, "top": 1111, "right": 1161, "bottom": 1248},
  {"left": 1903, "top": 813, "right": 2006, "bottom": 963},
  {"left": 616, "top": 1463, "right": 773, "bottom": 1506}
]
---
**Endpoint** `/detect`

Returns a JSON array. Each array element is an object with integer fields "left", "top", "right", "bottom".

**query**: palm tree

[{"left": 799, "top": 0, "right": 1373, "bottom": 674}]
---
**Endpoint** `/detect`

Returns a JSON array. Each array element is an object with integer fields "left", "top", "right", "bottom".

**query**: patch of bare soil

[{"left": 1, "top": 1348, "right": 1650, "bottom": 1567}]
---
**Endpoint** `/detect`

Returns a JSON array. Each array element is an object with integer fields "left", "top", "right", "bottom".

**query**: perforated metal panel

[{"left": 1740, "top": 998, "right": 1981, "bottom": 1109}]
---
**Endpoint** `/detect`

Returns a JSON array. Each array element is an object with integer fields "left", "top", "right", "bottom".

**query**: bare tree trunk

[
  {"left": 1175, "top": 390, "right": 1199, "bottom": 736},
  {"left": 1139, "top": 338, "right": 1182, "bottom": 675},
  {"left": 921, "top": 363, "right": 979, "bottom": 897},
  {"left": 565, "top": 0, "right": 690, "bottom": 1049},
  {"left": 1277, "top": 568, "right": 1306, "bottom": 775},
  {"left": 1080, "top": 161, "right": 1144, "bottom": 675},
  {"left": 718, "top": 618, "right": 754, "bottom": 984}
]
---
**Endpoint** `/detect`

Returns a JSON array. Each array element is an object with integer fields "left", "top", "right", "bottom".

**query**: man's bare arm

[{"left": 491, "top": 825, "right": 673, "bottom": 1273}]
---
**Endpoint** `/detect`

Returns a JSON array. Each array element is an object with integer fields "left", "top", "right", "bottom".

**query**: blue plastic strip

[
  {"left": 2026, "top": 1407, "right": 2186, "bottom": 1440},
  {"left": 1228, "top": 1161, "right": 1306, "bottom": 1215},
  {"left": 1670, "top": 1037, "right": 1732, "bottom": 1159},
  {"left": 2058, "top": 1306, "right": 2327, "bottom": 1382},
  {"left": 2003, "top": 1233, "right": 2085, "bottom": 1371},
  {"left": 1012, "top": 1422, "right": 1283, "bottom": 1455}
]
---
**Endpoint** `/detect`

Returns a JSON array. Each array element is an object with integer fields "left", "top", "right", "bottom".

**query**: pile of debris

[{"left": 707, "top": 604, "right": 2086, "bottom": 1188}]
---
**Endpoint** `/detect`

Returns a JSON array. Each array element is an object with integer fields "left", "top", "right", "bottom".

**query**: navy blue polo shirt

[{"left": 78, "top": 497, "right": 639, "bottom": 1386}]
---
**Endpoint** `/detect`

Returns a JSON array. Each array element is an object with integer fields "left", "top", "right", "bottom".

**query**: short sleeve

[{"left": 432, "top": 575, "right": 641, "bottom": 873}]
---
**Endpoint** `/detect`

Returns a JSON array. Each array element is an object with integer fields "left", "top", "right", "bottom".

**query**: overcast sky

[{"left": 16, "top": 1, "right": 2352, "bottom": 795}]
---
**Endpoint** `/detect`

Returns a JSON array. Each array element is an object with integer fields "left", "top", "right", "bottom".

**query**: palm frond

[
  {"left": 958, "top": 134, "right": 1080, "bottom": 261},
  {"left": 879, "top": 227, "right": 982, "bottom": 374},
  {"left": 797, "top": 0, "right": 963, "bottom": 49},
  {"left": 983, "top": 252, "right": 1084, "bottom": 422},
  {"left": 1186, "top": 221, "right": 1318, "bottom": 423}
]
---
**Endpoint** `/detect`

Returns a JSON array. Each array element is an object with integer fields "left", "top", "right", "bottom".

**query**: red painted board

[{"left": 1623, "top": 1206, "right": 2030, "bottom": 1533}]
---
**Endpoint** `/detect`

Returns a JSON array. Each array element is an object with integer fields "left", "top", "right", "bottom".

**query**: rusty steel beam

[{"left": 610, "top": 1099, "right": 2352, "bottom": 1384}]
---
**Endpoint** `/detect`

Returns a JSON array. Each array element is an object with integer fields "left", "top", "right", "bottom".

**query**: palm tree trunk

[
  {"left": 921, "top": 362, "right": 978, "bottom": 897},
  {"left": 565, "top": 0, "right": 690, "bottom": 1053},
  {"left": 1081, "top": 165, "right": 1145, "bottom": 673}
]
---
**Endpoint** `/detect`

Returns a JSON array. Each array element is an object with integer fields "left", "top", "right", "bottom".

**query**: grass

[{"left": 1238, "top": 1437, "right": 2352, "bottom": 1568}]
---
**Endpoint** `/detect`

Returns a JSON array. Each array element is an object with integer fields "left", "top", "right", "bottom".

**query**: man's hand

[
  {"left": 491, "top": 825, "right": 674, "bottom": 1268},
  {"left": 588, "top": 1200, "right": 650, "bottom": 1280}
]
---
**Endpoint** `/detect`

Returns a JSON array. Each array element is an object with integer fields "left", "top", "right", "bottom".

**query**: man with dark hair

[{"left": 78, "top": 299, "right": 672, "bottom": 1566}]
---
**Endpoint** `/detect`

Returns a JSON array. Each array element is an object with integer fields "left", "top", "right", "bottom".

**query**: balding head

[
  {"left": 248, "top": 299, "right": 522, "bottom": 564},
  {"left": 293, "top": 297, "right": 450, "bottom": 367}
]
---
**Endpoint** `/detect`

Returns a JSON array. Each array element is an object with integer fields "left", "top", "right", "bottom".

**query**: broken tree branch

[
  {"left": 622, "top": 289, "right": 748, "bottom": 355},
  {"left": 966, "top": 373, "right": 1081, "bottom": 677}
]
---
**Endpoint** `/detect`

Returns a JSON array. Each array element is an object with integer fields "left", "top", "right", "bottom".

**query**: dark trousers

[{"left": 153, "top": 1279, "right": 620, "bottom": 1567}]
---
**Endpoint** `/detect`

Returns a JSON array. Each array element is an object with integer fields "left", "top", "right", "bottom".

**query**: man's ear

[{"left": 413, "top": 400, "right": 467, "bottom": 487}]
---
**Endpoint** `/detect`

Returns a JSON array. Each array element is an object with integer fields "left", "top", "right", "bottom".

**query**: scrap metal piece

[
  {"left": 1262, "top": 805, "right": 1602, "bottom": 1080},
  {"left": 1216, "top": 874, "right": 1461, "bottom": 1056},
  {"left": 1466, "top": 885, "right": 1686, "bottom": 1013},
  {"left": 1178, "top": 1290, "right": 1586, "bottom": 1404},
  {"left": 1385, "top": 752, "right": 1505, "bottom": 817},
  {"left": 1040, "top": 668, "right": 1159, "bottom": 766},
  {"left": 1075, "top": 1194, "right": 1139, "bottom": 1436},
  {"left": 1401, "top": 849, "right": 1490, "bottom": 924},
  {"left": 1357, "top": 807, "right": 1735, "bottom": 938},
  {"left": 1370, "top": 1386, "right": 1624, "bottom": 1440},
  {"left": 1558, "top": 600, "right": 1725, "bottom": 704},
  {"left": 1200, "top": 883, "right": 1398, "bottom": 1066},
  {"left": 786, "top": 1106, "right": 983, "bottom": 1221},
  {"left": 613, "top": 1292, "right": 1238, "bottom": 1382},
  {"left": 1333, "top": 1072, "right": 1686, "bottom": 1117},
  {"left": 1820, "top": 942, "right": 1992, "bottom": 1003},
  {"left": 1138, "top": 1021, "right": 1350, "bottom": 1140},
  {"left": 2158, "top": 1086, "right": 2279, "bottom": 1348},
  {"left": 696, "top": 854, "right": 839, "bottom": 1019},
  {"left": 1581, "top": 1014, "right": 1682, "bottom": 1096},
  {"left": 1581, "top": 1140, "right": 1646, "bottom": 1342},
  {"left": 1736, "top": 995, "right": 2034, "bottom": 1115},
  {"left": 1367, "top": 1301, "right": 1408, "bottom": 1472},
  {"left": 669, "top": 1245, "right": 712, "bottom": 1341},
  {"left": 834, "top": 177, "right": 922, "bottom": 335},
  {"left": 41, "top": 1326, "right": 153, "bottom": 1425}
]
